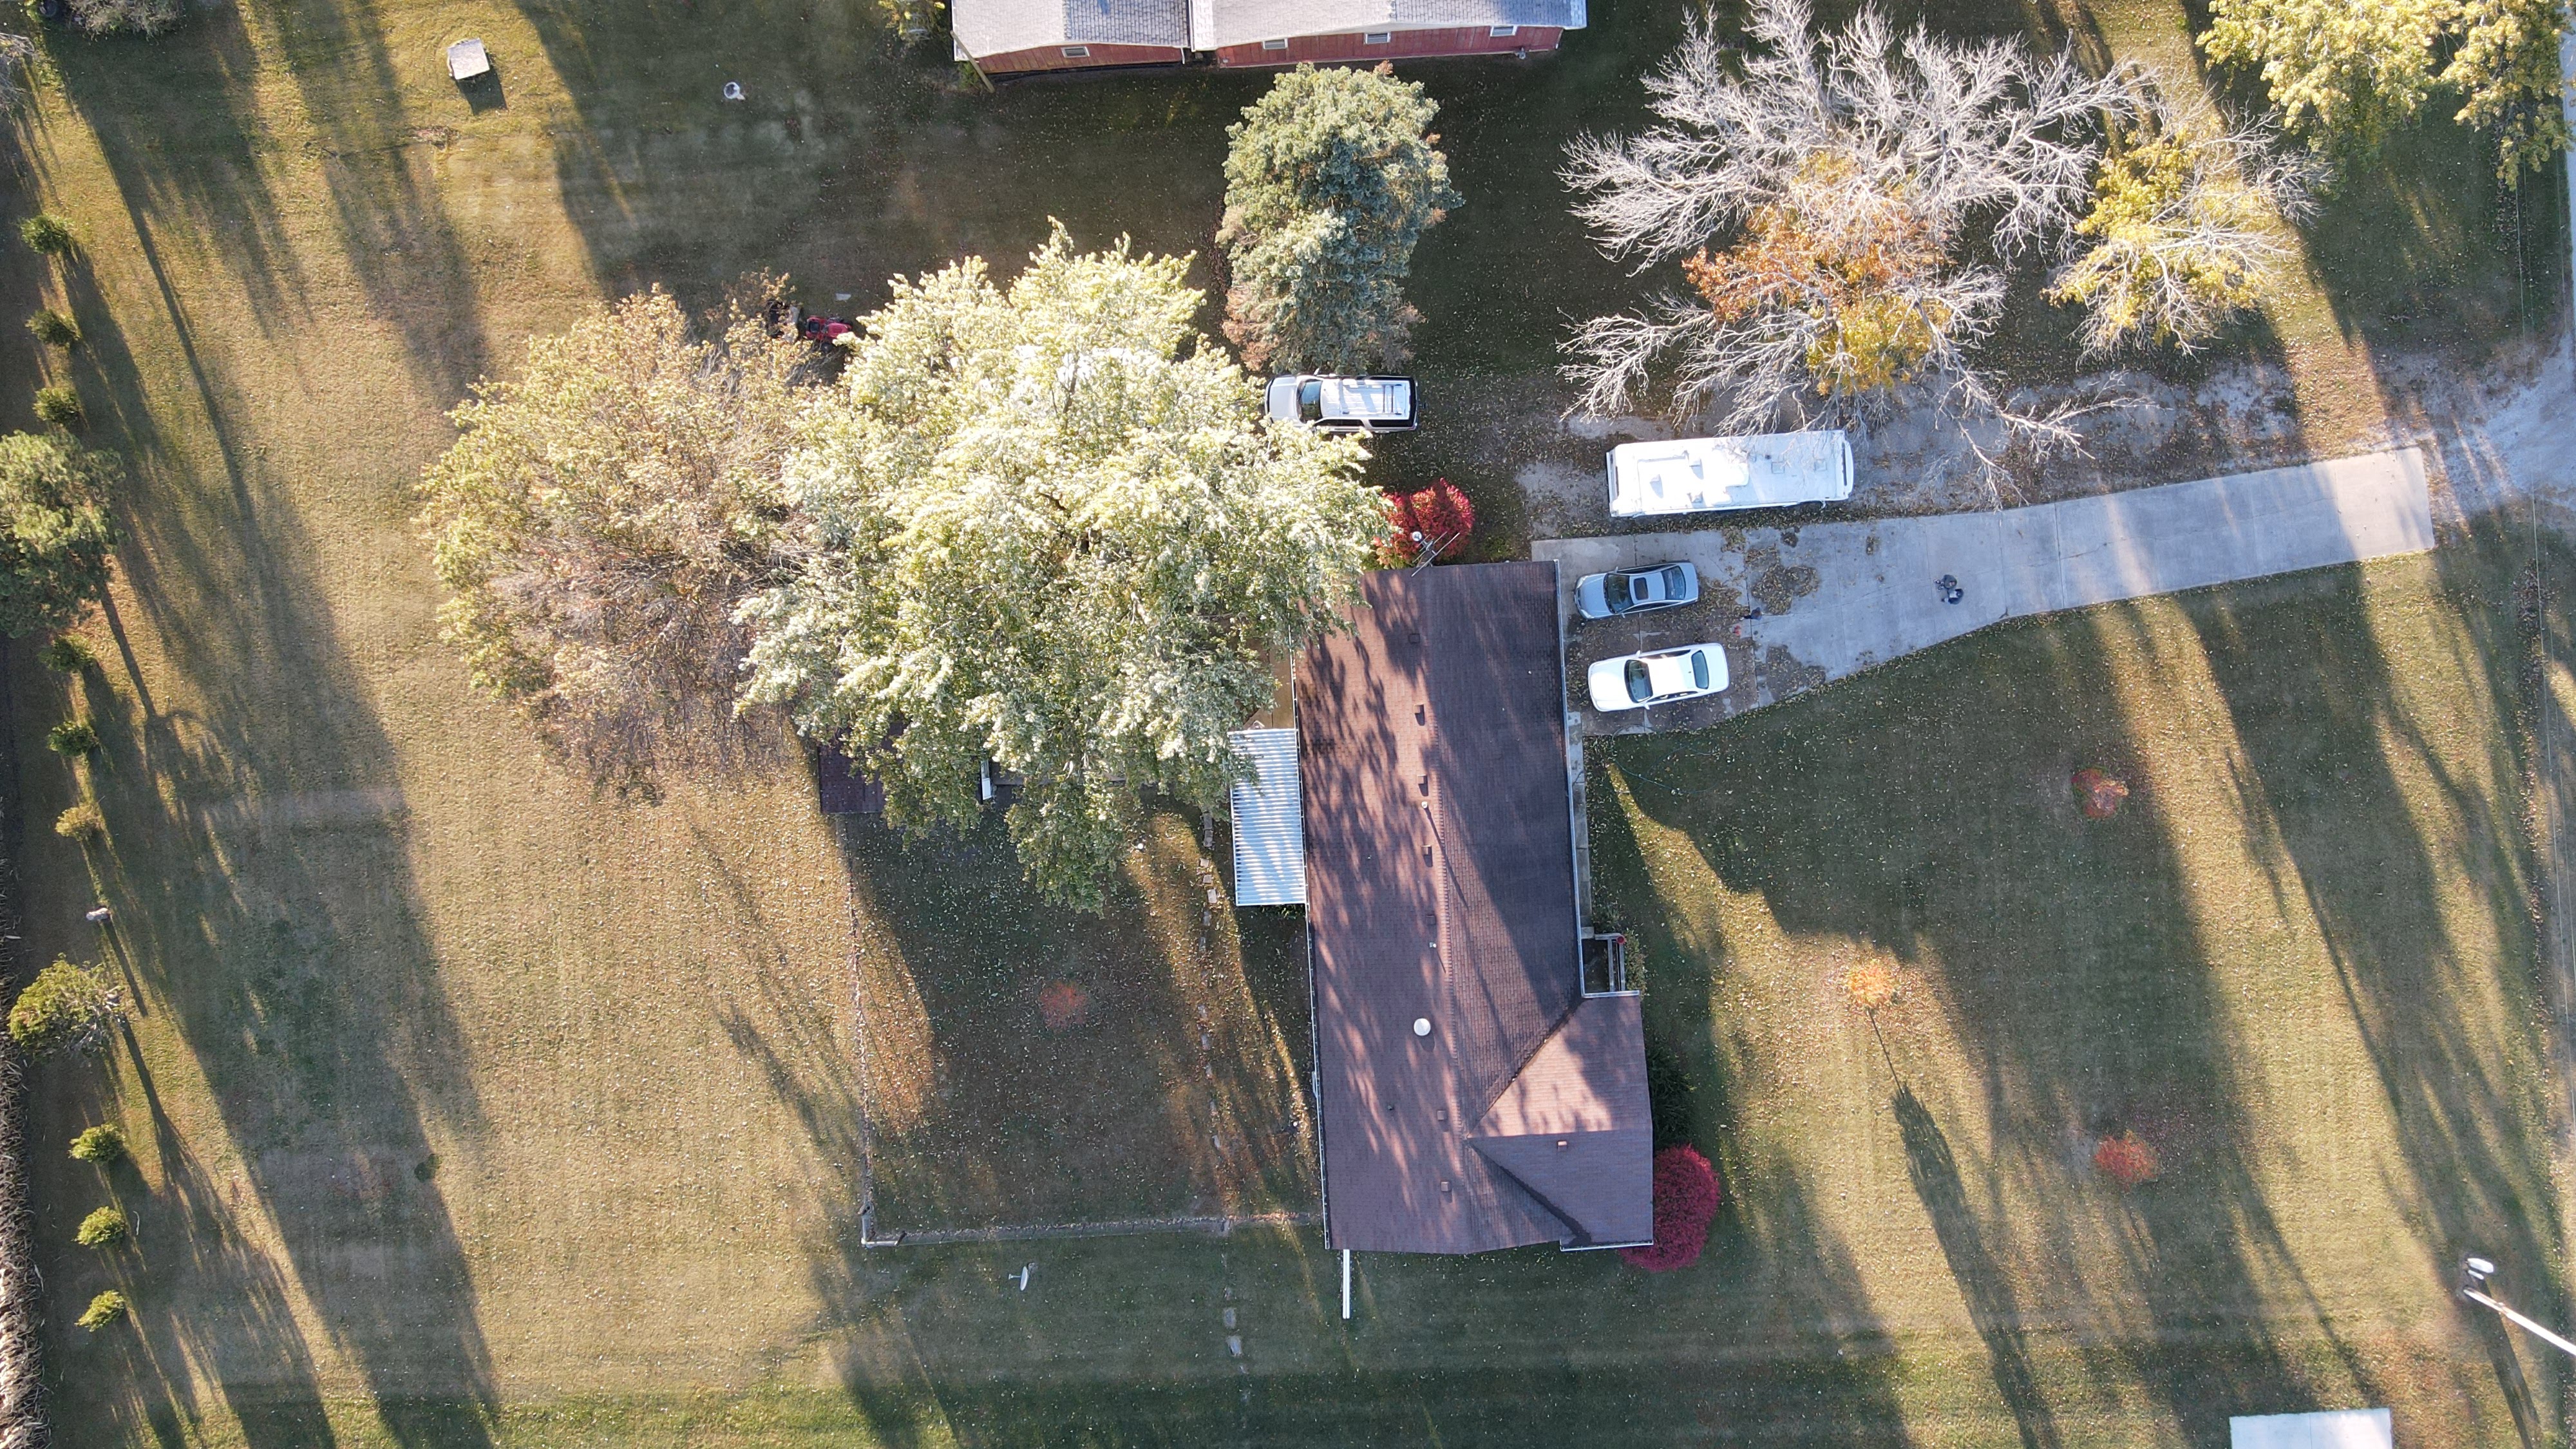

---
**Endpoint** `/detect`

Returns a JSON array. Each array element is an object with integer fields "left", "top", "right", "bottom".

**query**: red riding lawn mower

[{"left": 766, "top": 300, "right": 856, "bottom": 347}]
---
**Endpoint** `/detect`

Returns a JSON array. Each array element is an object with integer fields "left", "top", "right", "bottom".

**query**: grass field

[{"left": 1, "top": 0, "right": 2570, "bottom": 1443}]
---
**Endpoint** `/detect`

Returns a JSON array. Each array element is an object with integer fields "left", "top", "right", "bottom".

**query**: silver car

[
  {"left": 1587, "top": 643, "right": 1730, "bottom": 712},
  {"left": 1575, "top": 562, "right": 1700, "bottom": 620}
]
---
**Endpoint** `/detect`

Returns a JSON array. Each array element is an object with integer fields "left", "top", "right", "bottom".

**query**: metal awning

[
  {"left": 2230, "top": 1410, "right": 2392, "bottom": 1449},
  {"left": 1227, "top": 728, "right": 1303, "bottom": 907}
]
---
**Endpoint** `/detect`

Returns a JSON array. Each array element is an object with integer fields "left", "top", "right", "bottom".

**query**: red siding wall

[
  {"left": 1214, "top": 26, "right": 1562, "bottom": 67},
  {"left": 974, "top": 42, "right": 1187, "bottom": 75}
]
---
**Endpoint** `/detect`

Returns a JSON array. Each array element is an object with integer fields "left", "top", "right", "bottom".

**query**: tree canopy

[
  {"left": 418, "top": 283, "right": 813, "bottom": 787},
  {"left": 1218, "top": 63, "right": 1462, "bottom": 374},
  {"left": 739, "top": 227, "right": 1381, "bottom": 908},
  {"left": 1562, "top": 2, "right": 2132, "bottom": 452},
  {"left": 2201, "top": 0, "right": 2569, "bottom": 179},
  {"left": 0, "top": 433, "right": 119, "bottom": 638}
]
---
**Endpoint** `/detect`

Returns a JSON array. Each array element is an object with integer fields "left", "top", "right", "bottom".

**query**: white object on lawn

[
  {"left": 446, "top": 39, "right": 491, "bottom": 82},
  {"left": 2227, "top": 1409, "right": 2391, "bottom": 1449},
  {"left": 722, "top": 80, "right": 746, "bottom": 101},
  {"left": 1606, "top": 430, "right": 1853, "bottom": 516}
]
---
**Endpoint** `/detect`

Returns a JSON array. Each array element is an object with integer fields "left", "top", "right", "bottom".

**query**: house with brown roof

[
  {"left": 951, "top": 0, "right": 1587, "bottom": 77},
  {"left": 1293, "top": 562, "right": 1651, "bottom": 1254}
]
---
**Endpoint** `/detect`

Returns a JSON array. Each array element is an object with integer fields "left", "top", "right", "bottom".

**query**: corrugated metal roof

[
  {"left": 1228, "top": 728, "right": 1305, "bottom": 907},
  {"left": 1194, "top": 0, "right": 1585, "bottom": 48},
  {"left": 952, "top": 0, "right": 1189, "bottom": 57}
]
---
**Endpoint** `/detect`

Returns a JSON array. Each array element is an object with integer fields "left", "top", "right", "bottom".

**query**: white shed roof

[
  {"left": 1227, "top": 728, "right": 1305, "bottom": 907},
  {"left": 2229, "top": 1410, "right": 2392, "bottom": 1449}
]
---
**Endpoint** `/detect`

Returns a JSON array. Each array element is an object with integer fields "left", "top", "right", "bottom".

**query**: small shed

[
  {"left": 1226, "top": 727, "right": 1303, "bottom": 907},
  {"left": 446, "top": 38, "right": 491, "bottom": 82},
  {"left": 2229, "top": 1409, "right": 2392, "bottom": 1449}
]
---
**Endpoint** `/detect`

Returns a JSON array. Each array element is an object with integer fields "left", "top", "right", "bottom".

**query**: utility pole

[{"left": 2460, "top": 1256, "right": 2576, "bottom": 1359}]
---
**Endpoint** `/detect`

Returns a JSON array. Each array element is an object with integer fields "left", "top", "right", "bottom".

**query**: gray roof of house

[
  {"left": 1297, "top": 563, "right": 1650, "bottom": 1255},
  {"left": 952, "top": 0, "right": 1189, "bottom": 57}
]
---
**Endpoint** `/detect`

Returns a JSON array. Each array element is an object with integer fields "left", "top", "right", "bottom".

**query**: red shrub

[
  {"left": 1619, "top": 1144, "right": 1723, "bottom": 1272},
  {"left": 2072, "top": 768, "right": 2130, "bottom": 819},
  {"left": 1380, "top": 479, "right": 1476, "bottom": 565},
  {"left": 2093, "top": 1131, "right": 2160, "bottom": 1189}
]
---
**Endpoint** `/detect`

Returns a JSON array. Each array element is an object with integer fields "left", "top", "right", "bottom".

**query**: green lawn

[{"left": 3, "top": 0, "right": 2570, "bottom": 1443}]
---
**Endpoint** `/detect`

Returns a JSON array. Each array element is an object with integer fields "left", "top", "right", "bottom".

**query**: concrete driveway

[{"left": 1537, "top": 448, "right": 2436, "bottom": 737}]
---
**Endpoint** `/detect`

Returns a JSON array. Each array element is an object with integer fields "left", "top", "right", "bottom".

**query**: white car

[
  {"left": 1576, "top": 562, "right": 1700, "bottom": 620},
  {"left": 1265, "top": 374, "right": 1417, "bottom": 433},
  {"left": 1587, "top": 643, "right": 1730, "bottom": 712}
]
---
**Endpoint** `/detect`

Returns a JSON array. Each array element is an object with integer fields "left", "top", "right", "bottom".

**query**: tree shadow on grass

[
  {"left": 1587, "top": 548, "right": 2551, "bottom": 1435},
  {"left": 8, "top": 194, "right": 501, "bottom": 1449},
  {"left": 833, "top": 805, "right": 1314, "bottom": 1233}
]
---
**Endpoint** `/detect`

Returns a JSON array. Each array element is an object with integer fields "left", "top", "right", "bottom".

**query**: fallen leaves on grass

[{"left": 1036, "top": 981, "right": 1090, "bottom": 1032}]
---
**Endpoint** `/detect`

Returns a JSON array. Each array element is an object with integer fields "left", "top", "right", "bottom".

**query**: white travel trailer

[{"left": 1606, "top": 430, "right": 1855, "bottom": 516}]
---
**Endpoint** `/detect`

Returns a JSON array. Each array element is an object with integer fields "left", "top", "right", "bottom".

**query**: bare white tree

[
  {"left": 2049, "top": 87, "right": 2322, "bottom": 356},
  {"left": 1560, "top": 0, "right": 2139, "bottom": 460}
]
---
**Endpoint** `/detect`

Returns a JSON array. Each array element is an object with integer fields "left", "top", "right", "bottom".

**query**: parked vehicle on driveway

[
  {"left": 1576, "top": 561, "right": 1700, "bottom": 620},
  {"left": 1587, "top": 643, "right": 1730, "bottom": 712},
  {"left": 1266, "top": 374, "right": 1418, "bottom": 433},
  {"left": 1606, "top": 430, "right": 1852, "bottom": 516}
]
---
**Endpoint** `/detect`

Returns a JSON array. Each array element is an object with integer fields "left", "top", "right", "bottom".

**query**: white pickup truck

[{"left": 1606, "top": 430, "right": 1853, "bottom": 516}]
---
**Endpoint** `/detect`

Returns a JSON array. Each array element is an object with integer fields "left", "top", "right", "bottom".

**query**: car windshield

[
  {"left": 1624, "top": 659, "right": 1652, "bottom": 702},
  {"left": 1297, "top": 380, "right": 1323, "bottom": 422},
  {"left": 1692, "top": 650, "right": 1711, "bottom": 690}
]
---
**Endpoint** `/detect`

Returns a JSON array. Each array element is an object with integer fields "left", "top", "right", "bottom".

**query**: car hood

[
  {"left": 1575, "top": 574, "right": 1611, "bottom": 617},
  {"left": 1585, "top": 658, "right": 1638, "bottom": 711}
]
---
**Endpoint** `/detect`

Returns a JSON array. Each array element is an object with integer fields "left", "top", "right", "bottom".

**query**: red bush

[
  {"left": 1619, "top": 1144, "right": 1723, "bottom": 1271},
  {"left": 2092, "top": 1131, "right": 2160, "bottom": 1189},
  {"left": 2072, "top": 768, "right": 2130, "bottom": 819},
  {"left": 1381, "top": 479, "right": 1476, "bottom": 565}
]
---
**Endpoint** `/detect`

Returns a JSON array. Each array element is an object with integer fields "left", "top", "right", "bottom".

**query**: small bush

[
  {"left": 68, "top": 1124, "right": 126, "bottom": 1165},
  {"left": 1846, "top": 960, "right": 1900, "bottom": 1011},
  {"left": 76, "top": 1289, "right": 126, "bottom": 1331},
  {"left": 1377, "top": 478, "right": 1477, "bottom": 565},
  {"left": 33, "top": 385, "right": 80, "bottom": 428},
  {"left": 8, "top": 956, "right": 120, "bottom": 1056},
  {"left": 41, "top": 635, "right": 94, "bottom": 672},
  {"left": 18, "top": 214, "right": 71, "bottom": 257},
  {"left": 74, "top": 1205, "right": 126, "bottom": 1248},
  {"left": 1619, "top": 1144, "right": 1723, "bottom": 1273},
  {"left": 46, "top": 719, "right": 97, "bottom": 755},
  {"left": 26, "top": 308, "right": 79, "bottom": 348},
  {"left": 52, "top": 802, "right": 103, "bottom": 842},
  {"left": 2093, "top": 1131, "right": 2161, "bottom": 1189}
]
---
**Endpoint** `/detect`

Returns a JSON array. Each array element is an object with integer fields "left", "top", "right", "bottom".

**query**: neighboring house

[
  {"left": 1292, "top": 562, "right": 1651, "bottom": 1254},
  {"left": 952, "top": 0, "right": 1587, "bottom": 77}
]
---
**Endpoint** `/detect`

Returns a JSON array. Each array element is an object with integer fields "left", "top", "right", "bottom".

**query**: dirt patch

[{"left": 1748, "top": 561, "right": 1821, "bottom": 616}]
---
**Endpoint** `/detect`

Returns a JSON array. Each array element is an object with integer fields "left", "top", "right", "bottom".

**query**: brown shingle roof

[{"left": 1298, "top": 562, "right": 1650, "bottom": 1254}]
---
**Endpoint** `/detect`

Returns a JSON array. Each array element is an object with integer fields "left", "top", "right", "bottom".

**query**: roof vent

[{"left": 1412, "top": 1018, "right": 1431, "bottom": 1037}]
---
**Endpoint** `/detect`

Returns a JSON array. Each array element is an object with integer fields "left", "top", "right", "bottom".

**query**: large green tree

[
  {"left": 738, "top": 227, "right": 1381, "bottom": 909},
  {"left": 419, "top": 283, "right": 813, "bottom": 786},
  {"left": 2201, "top": 0, "right": 2568, "bottom": 178},
  {"left": 0, "top": 433, "right": 118, "bottom": 638},
  {"left": 1218, "top": 62, "right": 1462, "bottom": 374}
]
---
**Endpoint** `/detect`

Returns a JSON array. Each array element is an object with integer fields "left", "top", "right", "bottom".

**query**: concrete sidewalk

[{"left": 1534, "top": 448, "right": 2435, "bottom": 736}]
